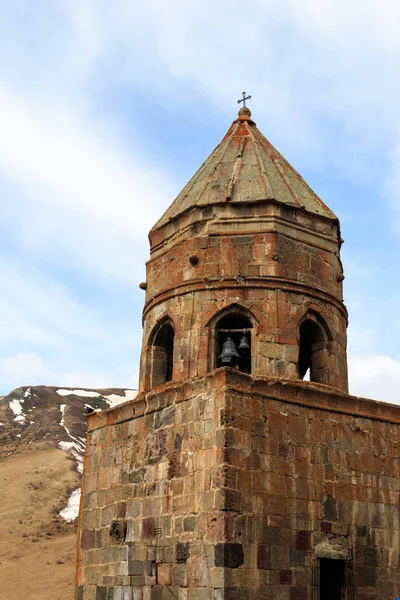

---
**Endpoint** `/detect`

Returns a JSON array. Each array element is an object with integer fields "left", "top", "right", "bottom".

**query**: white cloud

[
  {"left": 0, "top": 353, "right": 48, "bottom": 387},
  {"left": 0, "top": 86, "right": 175, "bottom": 282},
  {"left": 0, "top": 351, "right": 138, "bottom": 392},
  {"left": 1, "top": 0, "right": 400, "bottom": 399},
  {"left": 0, "top": 256, "right": 114, "bottom": 346},
  {"left": 349, "top": 355, "right": 400, "bottom": 405}
]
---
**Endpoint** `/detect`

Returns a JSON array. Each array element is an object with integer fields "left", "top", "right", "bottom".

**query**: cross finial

[{"left": 237, "top": 91, "right": 251, "bottom": 108}]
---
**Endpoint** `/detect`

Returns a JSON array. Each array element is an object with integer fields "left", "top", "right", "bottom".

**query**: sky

[{"left": 0, "top": 0, "right": 400, "bottom": 403}]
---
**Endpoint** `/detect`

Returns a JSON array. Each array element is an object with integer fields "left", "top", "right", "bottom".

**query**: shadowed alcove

[
  {"left": 150, "top": 321, "right": 175, "bottom": 387},
  {"left": 298, "top": 313, "right": 330, "bottom": 384}
]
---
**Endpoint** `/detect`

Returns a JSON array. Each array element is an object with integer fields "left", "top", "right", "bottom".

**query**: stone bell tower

[
  {"left": 139, "top": 105, "right": 348, "bottom": 394},
  {"left": 76, "top": 105, "right": 400, "bottom": 600}
]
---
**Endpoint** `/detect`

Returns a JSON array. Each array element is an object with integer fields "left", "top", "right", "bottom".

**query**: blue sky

[{"left": 1, "top": 0, "right": 400, "bottom": 402}]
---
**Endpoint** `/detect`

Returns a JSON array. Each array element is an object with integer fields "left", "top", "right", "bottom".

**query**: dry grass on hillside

[{"left": 0, "top": 445, "right": 79, "bottom": 600}]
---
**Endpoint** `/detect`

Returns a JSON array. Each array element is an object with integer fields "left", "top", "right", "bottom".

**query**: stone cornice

[
  {"left": 142, "top": 276, "right": 348, "bottom": 322},
  {"left": 149, "top": 199, "right": 339, "bottom": 255},
  {"left": 87, "top": 368, "right": 400, "bottom": 432}
]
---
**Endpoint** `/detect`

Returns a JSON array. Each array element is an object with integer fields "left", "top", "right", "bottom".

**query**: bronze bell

[
  {"left": 219, "top": 337, "right": 241, "bottom": 365},
  {"left": 238, "top": 333, "right": 250, "bottom": 351}
]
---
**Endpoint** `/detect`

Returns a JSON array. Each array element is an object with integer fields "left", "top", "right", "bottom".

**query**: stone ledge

[{"left": 87, "top": 369, "right": 400, "bottom": 432}]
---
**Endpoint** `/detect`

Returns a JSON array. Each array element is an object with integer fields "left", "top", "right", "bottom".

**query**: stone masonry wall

[
  {"left": 208, "top": 370, "right": 400, "bottom": 599},
  {"left": 76, "top": 369, "right": 400, "bottom": 600},
  {"left": 140, "top": 202, "right": 348, "bottom": 393},
  {"left": 76, "top": 371, "right": 230, "bottom": 600}
]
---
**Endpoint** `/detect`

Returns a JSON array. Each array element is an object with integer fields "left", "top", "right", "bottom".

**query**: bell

[
  {"left": 238, "top": 334, "right": 250, "bottom": 351},
  {"left": 219, "top": 337, "right": 241, "bottom": 365}
]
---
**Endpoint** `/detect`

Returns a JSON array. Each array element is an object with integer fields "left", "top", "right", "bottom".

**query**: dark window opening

[
  {"left": 320, "top": 559, "right": 345, "bottom": 600},
  {"left": 298, "top": 318, "right": 328, "bottom": 384},
  {"left": 313, "top": 559, "right": 354, "bottom": 600},
  {"left": 215, "top": 313, "right": 252, "bottom": 374},
  {"left": 152, "top": 322, "right": 174, "bottom": 387}
]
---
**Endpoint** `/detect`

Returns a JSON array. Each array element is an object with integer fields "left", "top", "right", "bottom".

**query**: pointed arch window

[
  {"left": 298, "top": 314, "right": 330, "bottom": 384},
  {"left": 151, "top": 321, "right": 175, "bottom": 387},
  {"left": 209, "top": 310, "right": 253, "bottom": 374}
]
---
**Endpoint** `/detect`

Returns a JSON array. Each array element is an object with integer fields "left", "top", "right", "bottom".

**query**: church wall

[
  {"left": 211, "top": 370, "right": 400, "bottom": 600},
  {"left": 76, "top": 370, "right": 400, "bottom": 600},
  {"left": 76, "top": 370, "right": 232, "bottom": 600}
]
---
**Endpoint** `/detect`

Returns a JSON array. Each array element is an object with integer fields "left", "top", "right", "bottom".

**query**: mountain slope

[{"left": 0, "top": 385, "right": 136, "bottom": 600}]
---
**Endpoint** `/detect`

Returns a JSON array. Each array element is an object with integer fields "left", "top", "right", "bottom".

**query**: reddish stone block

[
  {"left": 257, "top": 545, "right": 270, "bottom": 570},
  {"left": 296, "top": 531, "right": 311, "bottom": 550},
  {"left": 80, "top": 530, "right": 96, "bottom": 550},
  {"left": 280, "top": 570, "right": 293, "bottom": 585},
  {"left": 290, "top": 586, "right": 307, "bottom": 600},
  {"left": 320, "top": 521, "right": 331, "bottom": 533}
]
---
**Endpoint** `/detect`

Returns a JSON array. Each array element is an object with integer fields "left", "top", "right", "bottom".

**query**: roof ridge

[
  {"left": 226, "top": 132, "right": 246, "bottom": 201},
  {"left": 246, "top": 123, "right": 274, "bottom": 199},
  {"left": 197, "top": 121, "right": 241, "bottom": 206}
]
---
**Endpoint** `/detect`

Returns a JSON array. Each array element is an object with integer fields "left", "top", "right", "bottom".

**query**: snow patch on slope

[
  {"left": 59, "top": 441, "right": 84, "bottom": 473},
  {"left": 60, "top": 488, "right": 81, "bottom": 522},
  {"left": 58, "top": 403, "right": 85, "bottom": 473},
  {"left": 9, "top": 398, "right": 26, "bottom": 423},
  {"left": 105, "top": 389, "right": 137, "bottom": 407},
  {"left": 56, "top": 389, "right": 101, "bottom": 398},
  {"left": 59, "top": 403, "right": 66, "bottom": 426}
]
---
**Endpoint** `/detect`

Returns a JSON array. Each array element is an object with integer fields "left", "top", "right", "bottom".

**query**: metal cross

[{"left": 237, "top": 91, "right": 251, "bottom": 108}]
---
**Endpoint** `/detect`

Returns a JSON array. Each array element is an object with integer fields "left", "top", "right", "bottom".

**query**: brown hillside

[{"left": 0, "top": 385, "right": 136, "bottom": 600}]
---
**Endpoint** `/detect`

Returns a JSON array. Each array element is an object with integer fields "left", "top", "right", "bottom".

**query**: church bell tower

[
  {"left": 76, "top": 102, "right": 400, "bottom": 600},
  {"left": 139, "top": 105, "right": 348, "bottom": 394}
]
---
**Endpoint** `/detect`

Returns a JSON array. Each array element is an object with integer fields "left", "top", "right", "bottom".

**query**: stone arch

[
  {"left": 206, "top": 304, "right": 257, "bottom": 374},
  {"left": 149, "top": 317, "right": 175, "bottom": 387},
  {"left": 202, "top": 299, "right": 261, "bottom": 330},
  {"left": 298, "top": 310, "right": 331, "bottom": 384}
]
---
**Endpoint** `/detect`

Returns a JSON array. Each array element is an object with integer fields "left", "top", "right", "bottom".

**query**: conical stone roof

[{"left": 153, "top": 107, "right": 336, "bottom": 230}]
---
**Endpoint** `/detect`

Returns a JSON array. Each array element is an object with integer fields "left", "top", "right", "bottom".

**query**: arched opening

[
  {"left": 298, "top": 315, "right": 329, "bottom": 384},
  {"left": 151, "top": 322, "right": 175, "bottom": 387},
  {"left": 213, "top": 312, "right": 253, "bottom": 374}
]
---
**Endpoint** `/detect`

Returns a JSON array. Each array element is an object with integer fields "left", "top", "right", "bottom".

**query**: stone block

[
  {"left": 171, "top": 564, "right": 188, "bottom": 587},
  {"left": 187, "top": 556, "right": 210, "bottom": 587},
  {"left": 269, "top": 585, "right": 290, "bottom": 600},
  {"left": 187, "top": 590, "right": 213, "bottom": 600},
  {"left": 123, "top": 588, "right": 133, "bottom": 600},
  {"left": 76, "top": 587, "right": 83, "bottom": 600},
  {"left": 290, "top": 549, "right": 305, "bottom": 567},
  {"left": 162, "top": 588, "right": 179, "bottom": 600},
  {"left": 151, "top": 587, "right": 162, "bottom": 600},
  {"left": 214, "top": 544, "right": 244, "bottom": 568},
  {"left": 270, "top": 546, "right": 290, "bottom": 570},
  {"left": 128, "top": 561, "right": 143, "bottom": 576},
  {"left": 257, "top": 545, "right": 269, "bottom": 570},
  {"left": 143, "top": 589, "right": 151, "bottom": 600},
  {"left": 296, "top": 531, "right": 311, "bottom": 550},
  {"left": 209, "top": 567, "right": 225, "bottom": 588},
  {"left": 81, "top": 530, "right": 96, "bottom": 551},
  {"left": 279, "top": 571, "right": 292, "bottom": 585},
  {"left": 96, "top": 588, "right": 107, "bottom": 600},
  {"left": 289, "top": 587, "right": 307, "bottom": 600},
  {"left": 184, "top": 517, "right": 196, "bottom": 532},
  {"left": 157, "top": 564, "right": 171, "bottom": 586},
  {"left": 176, "top": 543, "right": 189, "bottom": 563}
]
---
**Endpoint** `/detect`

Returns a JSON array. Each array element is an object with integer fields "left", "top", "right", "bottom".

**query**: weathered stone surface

[{"left": 76, "top": 371, "right": 400, "bottom": 599}]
